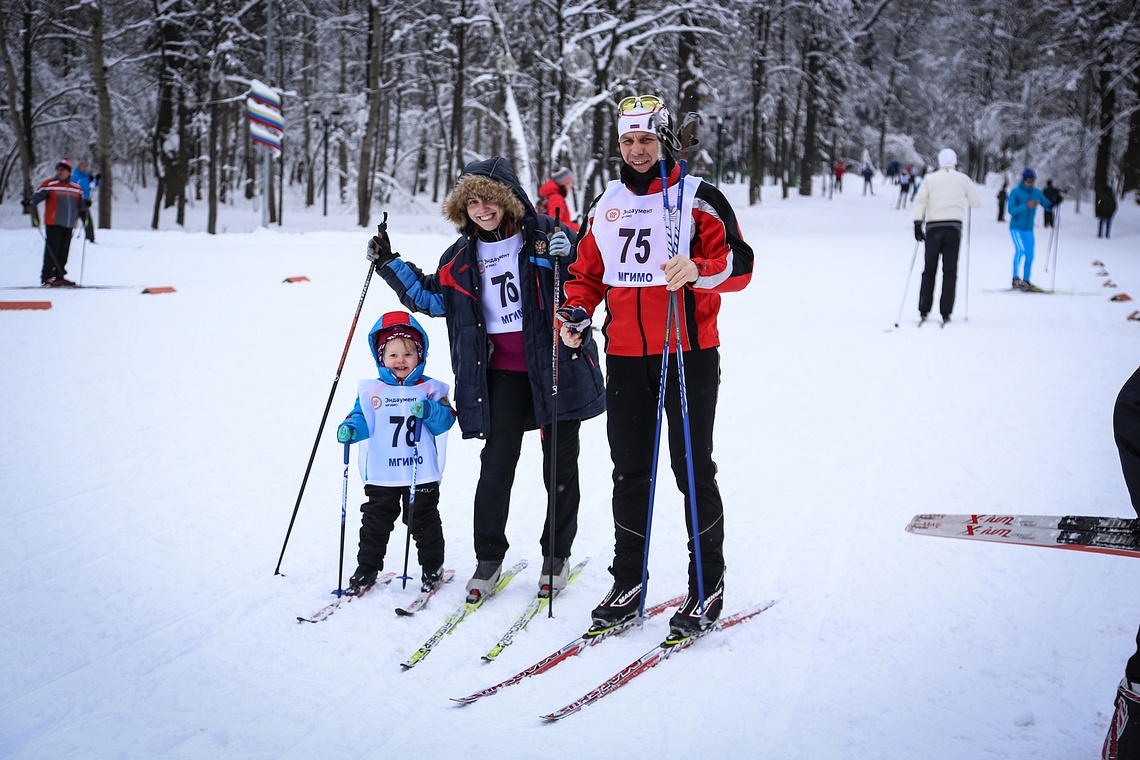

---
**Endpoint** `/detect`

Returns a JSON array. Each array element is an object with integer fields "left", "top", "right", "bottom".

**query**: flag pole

[{"left": 262, "top": 0, "right": 273, "bottom": 228}]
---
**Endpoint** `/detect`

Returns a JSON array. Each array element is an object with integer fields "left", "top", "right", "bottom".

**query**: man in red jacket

[
  {"left": 25, "top": 159, "right": 83, "bottom": 286},
  {"left": 559, "top": 94, "right": 753, "bottom": 639}
]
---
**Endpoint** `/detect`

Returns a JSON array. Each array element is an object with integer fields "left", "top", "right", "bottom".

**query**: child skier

[{"left": 337, "top": 311, "right": 455, "bottom": 595}]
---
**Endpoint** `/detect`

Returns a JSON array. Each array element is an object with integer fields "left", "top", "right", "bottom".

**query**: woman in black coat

[{"left": 371, "top": 157, "right": 605, "bottom": 598}]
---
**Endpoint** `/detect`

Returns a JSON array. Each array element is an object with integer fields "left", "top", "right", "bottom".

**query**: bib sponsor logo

[
  {"left": 605, "top": 208, "right": 621, "bottom": 222},
  {"left": 617, "top": 271, "right": 654, "bottom": 283},
  {"left": 388, "top": 455, "right": 425, "bottom": 467}
]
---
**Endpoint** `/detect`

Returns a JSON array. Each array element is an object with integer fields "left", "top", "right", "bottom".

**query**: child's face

[
  {"left": 466, "top": 195, "right": 503, "bottom": 232},
  {"left": 381, "top": 337, "right": 419, "bottom": 380}
]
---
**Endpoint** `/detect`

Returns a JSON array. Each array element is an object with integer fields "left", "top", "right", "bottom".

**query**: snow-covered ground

[{"left": 1, "top": 175, "right": 1137, "bottom": 759}]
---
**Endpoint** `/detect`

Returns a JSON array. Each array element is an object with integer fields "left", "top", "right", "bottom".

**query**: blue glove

[
  {"left": 337, "top": 424, "right": 358, "bottom": 443},
  {"left": 557, "top": 306, "right": 591, "bottom": 334},
  {"left": 548, "top": 230, "right": 571, "bottom": 259}
]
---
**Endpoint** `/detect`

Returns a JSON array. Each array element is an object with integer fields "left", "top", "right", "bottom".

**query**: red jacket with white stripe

[
  {"left": 563, "top": 163, "right": 754, "bottom": 357},
  {"left": 30, "top": 178, "right": 83, "bottom": 229}
]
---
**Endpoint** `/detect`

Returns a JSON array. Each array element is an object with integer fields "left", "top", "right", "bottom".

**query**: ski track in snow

[{"left": 1, "top": 181, "right": 1137, "bottom": 759}]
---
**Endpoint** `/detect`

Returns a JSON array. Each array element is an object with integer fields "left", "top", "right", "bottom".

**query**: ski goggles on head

[{"left": 617, "top": 94, "right": 664, "bottom": 115}]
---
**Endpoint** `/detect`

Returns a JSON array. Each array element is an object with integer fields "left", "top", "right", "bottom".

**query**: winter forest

[{"left": 1, "top": 0, "right": 1139, "bottom": 235}]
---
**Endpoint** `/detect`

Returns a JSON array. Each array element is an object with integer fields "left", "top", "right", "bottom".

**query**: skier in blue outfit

[
  {"left": 1006, "top": 168, "right": 1055, "bottom": 291},
  {"left": 336, "top": 310, "right": 456, "bottom": 595},
  {"left": 70, "top": 160, "right": 98, "bottom": 243}
]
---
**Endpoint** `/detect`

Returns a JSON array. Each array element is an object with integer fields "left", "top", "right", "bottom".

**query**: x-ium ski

[
  {"left": 540, "top": 600, "right": 777, "bottom": 721},
  {"left": 452, "top": 596, "right": 685, "bottom": 705}
]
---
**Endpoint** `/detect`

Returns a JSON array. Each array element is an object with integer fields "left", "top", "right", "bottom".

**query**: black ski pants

[
  {"left": 357, "top": 482, "right": 444, "bottom": 574},
  {"left": 605, "top": 348, "right": 725, "bottom": 593},
  {"left": 41, "top": 225, "right": 73, "bottom": 281},
  {"left": 1114, "top": 367, "right": 1140, "bottom": 682},
  {"left": 918, "top": 223, "right": 962, "bottom": 318},
  {"left": 472, "top": 369, "right": 581, "bottom": 562}
]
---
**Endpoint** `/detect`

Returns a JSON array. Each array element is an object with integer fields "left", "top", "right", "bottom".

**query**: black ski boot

[
  {"left": 668, "top": 574, "right": 724, "bottom": 640},
  {"left": 347, "top": 564, "right": 379, "bottom": 595},
  {"left": 590, "top": 579, "right": 644, "bottom": 629}
]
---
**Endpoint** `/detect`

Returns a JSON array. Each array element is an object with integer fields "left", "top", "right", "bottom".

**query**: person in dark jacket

[
  {"left": 560, "top": 94, "right": 754, "bottom": 639},
  {"left": 24, "top": 159, "right": 83, "bottom": 286},
  {"left": 369, "top": 157, "right": 605, "bottom": 599},
  {"left": 1102, "top": 365, "right": 1140, "bottom": 760},
  {"left": 997, "top": 180, "right": 1009, "bottom": 222},
  {"left": 1097, "top": 184, "right": 1118, "bottom": 239},
  {"left": 1042, "top": 179, "right": 1063, "bottom": 228}
]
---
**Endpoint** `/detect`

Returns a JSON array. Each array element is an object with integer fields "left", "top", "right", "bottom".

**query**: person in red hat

[{"left": 23, "top": 159, "right": 84, "bottom": 286}]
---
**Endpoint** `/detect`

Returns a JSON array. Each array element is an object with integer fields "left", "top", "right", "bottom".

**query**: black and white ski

[
  {"left": 395, "top": 569, "right": 456, "bottom": 616},
  {"left": 296, "top": 571, "right": 398, "bottom": 623}
]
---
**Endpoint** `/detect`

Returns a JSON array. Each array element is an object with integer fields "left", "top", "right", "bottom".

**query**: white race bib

[
  {"left": 356, "top": 378, "right": 449, "bottom": 486},
  {"left": 476, "top": 235, "right": 525, "bottom": 334},
  {"left": 594, "top": 179, "right": 701, "bottom": 288}
]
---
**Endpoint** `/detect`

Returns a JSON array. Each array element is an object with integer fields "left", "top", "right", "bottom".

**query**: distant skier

[
  {"left": 1103, "top": 365, "right": 1140, "bottom": 760},
  {"left": 1042, "top": 179, "right": 1063, "bottom": 228},
  {"left": 862, "top": 164, "right": 875, "bottom": 195},
  {"left": 911, "top": 148, "right": 981, "bottom": 324},
  {"left": 536, "top": 166, "right": 579, "bottom": 233},
  {"left": 1097, "top": 184, "right": 1118, "bottom": 239},
  {"left": 997, "top": 180, "right": 1009, "bottom": 222},
  {"left": 22, "top": 158, "right": 83, "bottom": 287},
  {"left": 336, "top": 311, "right": 455, "bottom": 596},
  {"left": 896, "top": 169, "right": 912, "bottom": 209},
  {"left": 71, "top": 160, "right": 99, "bottom": 243},
  {"left": 1007, "top": 168, "right": 1054, "bottom": 291}
]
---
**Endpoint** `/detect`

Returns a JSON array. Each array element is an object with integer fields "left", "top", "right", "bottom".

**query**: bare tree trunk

[
  {"left": 798, "top": 22, "right": 823, "bottom": 197},
  {"left": 0, "top": 3, "right": 37, "bottom": 224},
  {"left": 1122, "top": 63, "right": 1140, "bottom": 195},
  {"left": 357, "top": 3, "right": 383, "bottom": 227},
  {"left": 91, "top": 1, "right": 114, "bottom": 229},
  {"left": 1093, "top": 56, "right": 1116, "bottom": 193},
  {"left": 448, "top": 0, "right": 468, "bottom": 189},
  {"left": 208, "top": 81, "right": 219, "bottom": 234}
]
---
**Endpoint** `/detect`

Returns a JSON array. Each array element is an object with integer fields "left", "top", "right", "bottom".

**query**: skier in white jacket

[{"left": 911, "top": 149, "right": 982, "bottom": 324}]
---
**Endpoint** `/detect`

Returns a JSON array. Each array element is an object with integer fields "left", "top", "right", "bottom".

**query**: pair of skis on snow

[
  {"left": 454, "top": 596, "right": 776, "bottom": 721},
  {"left": 296, "top": 568, "right": 457, "bottom": 623}
]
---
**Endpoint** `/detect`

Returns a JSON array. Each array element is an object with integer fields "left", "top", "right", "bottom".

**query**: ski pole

[
  {"left": 1049, "top": 205, "right": 1061, "bottom": 293},
  {"left": 336, "top": 442, "right": 350, "bottom": 597},
  {"left": 964, "top": 208, "right": 971, "bottom": 322},
  {"left": 669, "top": 158, "right": 707, "bottom": 616},
  {"left": 546, "top": 209, "right": 562, "bottom": 617},
  {"left": 893, "top": 240, "right": 921, "bottom": 328},
  {"left": 397, "top": 438, "right": 419, "bottom": 590},
  {"left": 79, "top": 228, "right": 88, "bottom": 286},
  {"left": 274, "top": 213, "right": 385, "bottom": 576}
]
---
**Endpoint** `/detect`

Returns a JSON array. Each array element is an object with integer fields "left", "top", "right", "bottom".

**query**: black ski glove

[
  {"left": 366, "top": 225, "right": 398, "bottom": 269},
  {"left": 913, "top": 221, "right": 925, "bottom": 242}
]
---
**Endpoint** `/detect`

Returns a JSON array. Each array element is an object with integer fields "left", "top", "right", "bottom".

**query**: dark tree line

[{"left": 2, "top": 0, "right": 1138, "bottom": 233}]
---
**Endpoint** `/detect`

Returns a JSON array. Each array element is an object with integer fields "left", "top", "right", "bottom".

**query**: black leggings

[
  {"left": 605, "top": 348, "right": 725, "bottom": 590},
  {"left": 471, "top": 369, "right": 582, "bottom": 561}
]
